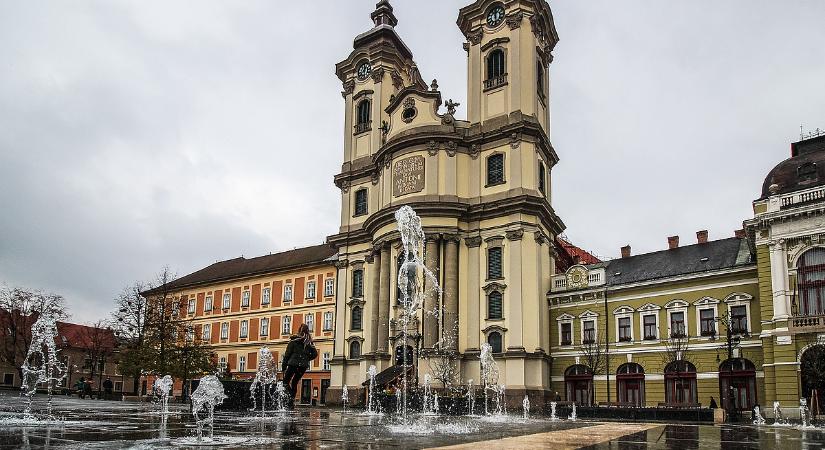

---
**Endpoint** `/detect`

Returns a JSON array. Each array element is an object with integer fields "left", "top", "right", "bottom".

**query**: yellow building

[{"left": 148, "top": 244, "right": 338, "bottom": 405}]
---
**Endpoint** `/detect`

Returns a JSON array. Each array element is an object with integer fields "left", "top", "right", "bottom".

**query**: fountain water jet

[
  {"left": 274, "top": 381, "right": 288, "bottom": 412},
  {"left": 773, "top": 401, "right": 787, "bottom": 425},
  {"left": 341, "top": 385, "right": 349, "bottom": 412},
  {"left": 800, "top": 399, "right": 811, "bottom": 428},
  {"left": 549, "top": 401, "right": 558, "bottom": 421},
  {"left": 20, "top": 300, "right": 66, "bottom": 419},
  {"left": 466, "top": 379, "right": 476, "bottom": 416},
  {"left": 366, "top": 365, "right": 379, "bottom": 415},
  {"left": 249, "top": 347, "right": 277, "bottom": 417},
  {"left": 479, "top": 343, "right": 500, "bottom": 416},
  {"left": 753, "top": 405, "right": 766, "bottom": 425},
  {"left": 153, "top": 375, "right": 173, "bottom": 415},
  {"left": 191, "top": 375, "right": 227, "bottom": 442},
  {"left": 569, "top": 403, "right": 578, "bottom": 421},
  {"left": 522, "top": 395, "right": 530, "bottom": 419}
]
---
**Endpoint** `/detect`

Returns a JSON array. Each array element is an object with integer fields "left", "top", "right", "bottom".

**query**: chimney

[
  {"left": 696, "top": 230, "right": 708, "bottom": 244},
  {"left": 668, "top": 236, "right": 680, "bottom": 250},
  {"left": 734, "top": 229, "right": 746, "bottom": 239},
  {"left": 621, "top": 245, "right": 631, "bottom": 258}
]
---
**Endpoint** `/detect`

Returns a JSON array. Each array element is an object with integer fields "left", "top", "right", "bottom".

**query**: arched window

[
  {"left": 487, "top": 153, "right": 504, "bottom": 186},
  {"left": 349, "top": 340, "right": 361, "bottom": 359},
  {"left": 801, "top": 345, "right": 825, "bottom": 411},
  {"left": 664, "top": 361, "right": 697, "bottom": 406},
  {"left": 719, "top": 358, "right": 756, "bottom": 411},
  {"left": 488, "top": 291, "right": 503, "bottom": 319},
  {"left": 355, "top": 99, "right": 371, "bottom": 133},
  {"left": 616, "top": 363, "right": 645, "bottom": 407},
  {"left": 487, "top": 331, "right": 503, "bottom": 353},
  {"left": 564, "top": 365, "right": 593, "bottom": 406},
  {"left": 486, "top": 49, "right": 506, "bottom": 81},
  {"left": 351, "top": 306, "right": 363, "bottom": 331},
  {"left": 797, "top": 248, "right": 825, "bottom": 316},
  {"left": 352, "top": 269, "right": 364, "bottom": 298}
]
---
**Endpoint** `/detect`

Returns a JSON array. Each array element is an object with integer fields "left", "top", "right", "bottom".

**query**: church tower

[{"left": 328, "top": 0, "right": 564, "bottom": 407}]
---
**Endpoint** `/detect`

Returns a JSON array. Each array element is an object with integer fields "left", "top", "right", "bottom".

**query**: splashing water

[
  {"left": 274, "top": 381, "right": 288, "bottom": 412},
  {"left": 396, "top": 389, "right": 403, "bottom": 415},
  {"left": 153, "top": 375, "right": 173, "bottom": 415},
  {"left": 549, "top": 401, "right": 558, "bottom": 421},
  {"left": 423, "top": 374, "right": 437, "bottom": 415},
  {"left": 366, "top": 365, "right": 379, "bottom": 415},
  {"left": 753, "top": 405, "right": 766, "bottom": 425},
  {"left": 466, "top": 379, "right": 476, "bottom": 416},
  {"left": 569, "top": 403, "right": 578, "bottom": 421},
  {"left": 773, "top": 401, "right": 787, "bottom": 425},
  {"left": 800, "top": 399, "right": 810, "bottom": 428},
  {"left": 522, "top": 395, "right": 530, "bottom": 420},
  {"left": 20, "top": 301, "right": 66, "bottom": 419},
  {"left": 249, "top": 347, "right": 278, "bottom": 417},
  {"left": 479, "top": 343, "right": 500, "bottom": 416},
  {"left": 191, "top": 375, "right": 227, "bottom": 442},
  {"left": 341, "top": 385, "right": 349, "bottom": 412}
]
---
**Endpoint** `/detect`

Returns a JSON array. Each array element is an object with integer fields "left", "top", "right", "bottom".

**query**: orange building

[{"left": 147, "top": 244, "right": 338, "bottom": 405}]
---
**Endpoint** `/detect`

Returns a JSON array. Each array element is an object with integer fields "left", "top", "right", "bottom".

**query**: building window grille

[
  {"left": 560, "top": 322, "right": 572, "bottom": 346},
  {"left": 354, "top": 189, "right": 368, "bottom": 217},
  {"left": 352, "top": 269, "right": 364, "bottom": 298},
  {"left": 700, "top": 309, "right": 715, "bottom": 336},
  {"left": 487, "top": 154, "right": 505, "bottom": 185},
  {"left": 643, "top": 315, "right": 657, "bottom": 340},
  {"left": 618, "top": 317, "right": 632, "bottom": 342},
  {"left": 487, "top": 247, "right": 503, "bottom": 279},
  {"left": 488, "top": 291, "right": 503, "bottom": 319},
  {"left": 583, "top": 320, "right": 595, "bottom": 344},
  {"left": 351, "top": 306, "right": 363, "bottom": 330},
  {"left": 262, "top": 288, "right": 271, "bottom": 305},
  {"left": 485, "top": 49, "right": 507, "bottom": 90},
  {"left": 487, "top": 332, "right": 503, "bottom": 353},
  {"left": 324, "top": 278, "right": 335, "bottom": 297}
]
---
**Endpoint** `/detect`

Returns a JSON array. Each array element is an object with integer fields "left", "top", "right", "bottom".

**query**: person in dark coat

[
  {"left": 76, "top": 377, "right": 86, "bottom": 399},
  {"left": 103, "top": 378, "right": 114, "bottom": 400},
  {"left": 709, "top": 396, "right": 718, "bottom": 409},
  {"left": 282, "top": 324, "right": 317, "bottom": 409}
]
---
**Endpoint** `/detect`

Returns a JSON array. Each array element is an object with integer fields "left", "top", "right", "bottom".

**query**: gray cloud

[{"left": 1, "top": 0, "right": 824, "bottom": 322}]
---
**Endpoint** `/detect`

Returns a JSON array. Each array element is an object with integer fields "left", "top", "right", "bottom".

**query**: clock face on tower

[
  {"left": 356, "top": 61, "right": 372, "bottom": 80},
  {"left": 486, "top": 5, "right": 505, "bottom": 27}
]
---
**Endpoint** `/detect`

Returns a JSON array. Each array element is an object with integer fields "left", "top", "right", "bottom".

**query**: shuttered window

[
  {"left": 487, "top": 247, "right": 502, "bottom": 279},
  {"left": 488, "top": 291, "right": 503, "bottom": 319},
  {"left": 487, "top": 154, "right": 504, "bottom": 185}
]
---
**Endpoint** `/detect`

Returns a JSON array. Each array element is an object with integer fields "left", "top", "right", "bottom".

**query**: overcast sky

[{"left": 2, "top": 1, "right": 824, "bottom": 323}]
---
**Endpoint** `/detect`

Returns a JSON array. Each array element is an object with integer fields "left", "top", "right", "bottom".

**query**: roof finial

[{"left": 371, "top": 0, "right": 398, "bottom": 28}]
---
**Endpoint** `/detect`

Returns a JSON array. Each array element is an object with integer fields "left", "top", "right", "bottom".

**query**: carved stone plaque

[{"left": 393, "top": 155, "right": 425, "bottom": 197}]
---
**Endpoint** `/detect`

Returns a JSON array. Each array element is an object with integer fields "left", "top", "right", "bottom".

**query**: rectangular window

[
  {"left": 222, "top": 293, "right": 231, "bottom": 309},
  {"left": 700, "top": 309, "right": 716, "bottom": 336},
  {"left": 323, "top": 311, "right": 333, "bottom": 331},
  {"left": 324, "top": 278, "right": 335, "bottom": 297},
  {"left": 186, "top": 327, "right": 194, "bottom": 342},
  {"left": 583, "top": 320, "right": 595, "bottom": 344},
  {"left": 487, "top": 247, "right": 503, "bottom": 279},
  {"left": 731, "top": 305, "right": 748, "bottom": 334},
  {"left": 487, "top": 154, "right": 504, "bottom": 185},
  {"left": 670, "top": 312, "right": 686, "bottom": 338},
  {"left": 260, "top": 318, "right": 269, "bottom": 336},
  {"left": 618, "top": 317, "right": 632, "bottom": 342},
  {"left": 538, "top": 161, "right": 546, "bottom": 195},
  {"left": 537, "top": 61, "right": 545, "bottom": 94},
  {"left": 219, "top": 357, "right": 227, "bottom": 373},
  {"left": 262, "top": 288, "right": 271, "bottom": 305},
  {"left": 205, "top": 296, "right": 213, "bottom": 312},
  {"left": 241, "top": 290, "right": 250, "bottom": 307},
  {"left": 188, "top": 299, "right": 196, "bottom": 314},
  {"left": 282, "top": 316, "right": 291, "bottom": 335},
  {"left": 560, "top": 322, "right": 572, "bottom": 346},
  {"left": 221, "top": 322, "right": 229, "bottom": 339},
  {"left": 3, "top": 373, "right": 14, "bottom": 385},
  {"left": 202, "top": 324, "right": 211, "bottom": 341},
  {"left": 306, "top": 281, "right": 316, "bottom": 299},
  {"left": 114, "top": 381, "right": 123, "bottom": 392},
  {"left": 354, "top": 189, "right": 368, "bottom": 216},
  {"left": 240, "top": 320, "right": 249, "bottom": 338},
  {"left": 323, "top": 352, "right": 331, "bottom": 371},
  {"left": 305, "top": 314, "right": 314, "bottom": 332},
  {"left": 352, "top": 269, "right": 364, "bottom": 298},
  {"left": 643, "top": 315, "right": 657, "bottom": 340},
  {"left": 239, "top": 356, "right": 246, "bottom": 372},
  {"left": 284, "top": 284, "right": 293, "bottom": 302}
]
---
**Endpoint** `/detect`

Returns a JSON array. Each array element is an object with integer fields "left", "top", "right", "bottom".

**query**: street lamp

[{"left": 712, "top": 311, "right": 747, "bottom": 421}]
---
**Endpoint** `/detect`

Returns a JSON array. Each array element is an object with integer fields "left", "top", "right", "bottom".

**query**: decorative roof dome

[{"left": 761, "top": 134, "right": 825, "bottom": 199}]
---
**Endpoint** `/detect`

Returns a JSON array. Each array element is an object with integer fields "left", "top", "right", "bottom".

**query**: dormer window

[
  {"left": 798, "top": 162, "right": 818, "bottom": 183},
  {"left": 355, "top": 99, "right": 371, "bottom": 134}
]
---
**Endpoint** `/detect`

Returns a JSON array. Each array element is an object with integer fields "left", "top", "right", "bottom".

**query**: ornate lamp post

[{"left": 713, "top": 311, "right": 747, "bottom": 421}]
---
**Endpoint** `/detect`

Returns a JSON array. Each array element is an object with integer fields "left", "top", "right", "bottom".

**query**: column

[
  {"left": 333, "top": 260, "right": 349, "bottom": 357},
  {"left": 769, "top": 241, "right": 789, "bottom": 321},
  {"left": 506, "top": 229, "right": 524, "bottom": 350},
  {"left": 443, "top": 235, "right": 460, "bottom": 352},
  {"left": 465, "top": 236, "right": 482, "bottom": 350},
  {"left": 423, "top": 237, "right": 441, "bottom": 348},
  {"left": 378, "top": 244, "right": 391, "bottom": 353},
  {"left": 369, "top": 249, "right": 381, "bottom": 354}
]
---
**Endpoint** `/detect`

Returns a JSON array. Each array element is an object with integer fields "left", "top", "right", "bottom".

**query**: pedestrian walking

[
  {"left": 281, "top": 323, "right": 318, "bottom": 409},
  {"left": 76, "top": 377, "right": 86, "bottom": 399},
  {"left": 103, "top": 377, "right": 114, "bottom": 400}
]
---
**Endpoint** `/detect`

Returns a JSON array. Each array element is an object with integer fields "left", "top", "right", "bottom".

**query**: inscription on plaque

[{"left": 393, "top": 155, "right": 425, "bottom": 197}]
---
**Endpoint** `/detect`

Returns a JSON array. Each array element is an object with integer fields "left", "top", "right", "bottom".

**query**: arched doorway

[
  {"left": 616, "top": 363, "right": 645, "bottom": 406},
  {"left": 719, "top": 358, "right": 757, "bottom": 411},
  {"left": 564, "top": 364, "right": 593, "bottom": 406},
  {"left": 801, "top": 344, "right": 825, "bottom": 416},
  {"left": 664, "top": 360, "right": 697, "bottom": 406}
]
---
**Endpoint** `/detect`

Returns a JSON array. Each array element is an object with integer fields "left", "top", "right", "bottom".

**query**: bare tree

[
  {"left": 0, "top": 285, "right": 66, "bottom": 385},
  {"left": 76, "top": 319, "right": 117, "bottom": 396},
  {"left": 111, "top": 281, "right": 148, "bottom": 394},
  {"left": 425, "top": 321, "right": 459, "bottom": 389},
  {"left": 659, "top": 330, "right": 694, "bottom": 370},
  {"left": 578, "top": 331, "right": 607, "bottom": 377}
]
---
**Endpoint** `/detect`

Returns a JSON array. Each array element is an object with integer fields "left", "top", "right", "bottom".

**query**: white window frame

[
  {"left": 188, "top": 298, "right": 196, "bottom": 314},
  {"left": 578, "top": 310, "right": 599, "bottom": 344},
  {"left": 556, "top": 313, "right": 574, "bottom": 347},
  {"left": 222, "top": 293, "right": 231, "bottom": 309},
  {"left": 239, "top": 355, "right": 246, "bottom": 372},
  {"left": 260, "top": 318, "right": 269, "bottom": 336},
  {"left": 282, "top": 315, "right": 291, "bottom": 335},
  {"left": 186, "top": 327, "right": 194, "bottom": 342},
  {"left": 323, "top": 311, "right": 334, "bottom": 331},
  {"left": 637, "top": 303, "right": 661, "bottom": 342},
  {"left": 205, "top": 295, "right": 213, "bottom": 312},
  {"left": 219, "top": 356, "right": 227, "bottom": 372},
  {"left": 220, "top": 322, "right": 229, "bottom": 340},
  {"left": 693, "top": 297, "right": 720, "bottom": 338},
  {"left": 665, "top": 300, "right": 689, "bottom": 339},
  {"left": 202, "top": 323, "right": 212, "bottom": 341},
  {"left": 724, "top": 293, "right": 753, "bottom": 335},
  {"left": 305, "top": 313, "right": 314, "bottom": 332},
  {"left": 262, "top": 287, "right": 271, "bottom": 305},
  {"left": 324, "top": 278, "right": 335, "bottom": 297},
  {"left": 241, "top": 290, "right": 251, "bottom": 307},
  {"left": 284, "top": 284, "right": 293, "bottom": 302},
  {"left": 613, "top": 305, "right": 635, "bottom": 344},
  {"left": 323, "top": 352, "right": 331, "bottom": 371},
  {"left": 240, "top": 320, "right": 249, "bottom": 338},
  {"left": 306, "top": 281, "right": 316, "bottom": 299}
]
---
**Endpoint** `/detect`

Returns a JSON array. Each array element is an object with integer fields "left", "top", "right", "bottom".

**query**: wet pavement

[{"left": 0, "top": 393, "right": 823, "bottom": 449}]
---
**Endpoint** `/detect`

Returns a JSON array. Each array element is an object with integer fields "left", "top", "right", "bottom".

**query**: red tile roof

[{"left": 555, "top": 237, "right": 601, "bottom": 273}]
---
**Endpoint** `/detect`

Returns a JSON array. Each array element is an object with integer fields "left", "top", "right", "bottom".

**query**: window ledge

[
  {"left": 484, "top": 180, "right": 506, "bottom": 189},
  {"left": 486, "top": 317, "right": 505, "bottom": 322}
]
